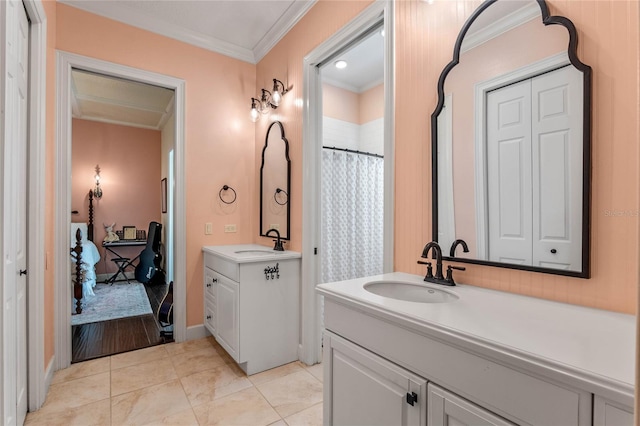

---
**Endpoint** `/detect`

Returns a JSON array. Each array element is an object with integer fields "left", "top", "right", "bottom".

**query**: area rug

[{"left": 71, "top": 281, "right": 153, "bottom": 326}]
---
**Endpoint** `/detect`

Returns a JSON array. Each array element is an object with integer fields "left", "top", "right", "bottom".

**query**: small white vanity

[
  {"left": 317, "top": 273, "right": 635, "bottom": 426},
  {"left": 202, "top": 244, "right": 301, "bottom": 375}
]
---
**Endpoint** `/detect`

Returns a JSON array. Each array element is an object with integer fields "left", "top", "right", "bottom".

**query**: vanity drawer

[
  {"left": 204, "top": 267, "right": 217, "bottom": 299},
  {"left": 204, "top": 252, "right": 239, "bottom": 281}
]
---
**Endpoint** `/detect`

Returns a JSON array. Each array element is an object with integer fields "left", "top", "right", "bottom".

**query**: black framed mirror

[
  {"left": 431, "top": 0, "right": 591, "bottom": 277},
  {"left": 260, "top": 121, "right": 291, "bottom": 240}
]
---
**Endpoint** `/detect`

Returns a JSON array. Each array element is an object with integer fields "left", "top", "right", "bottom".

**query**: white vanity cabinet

[
  {"left": 203, "top": 245, "right": 301, "bottom": 375},
  {"left": 318, "top": 272, "right": 635, "bottom": 426}
]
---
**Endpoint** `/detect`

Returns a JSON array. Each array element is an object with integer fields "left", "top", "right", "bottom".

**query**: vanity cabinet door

[
  {"left": 216, "top": 274, "right": 239, "bottom": 362},
  {"left": 428, "top": 384, "right": 514, "bottom": 426},
  {"left": 324, "top": 331, "right": 426, "bottom": 426},
  {"left": 593, "top": 396, "right": 633, "bottom": 426}
]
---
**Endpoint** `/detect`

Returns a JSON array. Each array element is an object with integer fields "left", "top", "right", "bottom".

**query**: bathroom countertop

[
  {"left": 317, "top": 272, "right": 635, "bottom": 400},
  {"left": 202, "top": 244, "right": 301, "bottom": 263}
]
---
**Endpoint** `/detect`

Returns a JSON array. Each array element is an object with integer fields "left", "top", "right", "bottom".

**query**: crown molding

[
  {"left": 461, "top": 2, "right": 540, "bottom": 53},
  {"left": 60, "top": 0, "right": 256, "bottom": 63},
  {"left": 253, "top": 0, "right": 317, "bottom": 63}
]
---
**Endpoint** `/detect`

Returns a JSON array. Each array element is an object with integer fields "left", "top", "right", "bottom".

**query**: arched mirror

[
  {"left": 260, "top": 121, "right": 291, "bottom": 240},
  {"left": 432, "top": 0, "right": 591, "bottom": 277}
]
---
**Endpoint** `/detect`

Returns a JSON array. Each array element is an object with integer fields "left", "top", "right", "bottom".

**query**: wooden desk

[{"left": 102, "top": 240, "right": 146, "bottom": 283}]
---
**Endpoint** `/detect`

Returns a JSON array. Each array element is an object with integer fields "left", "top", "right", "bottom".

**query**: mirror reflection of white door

[
  {"left": 487, "top": 65, "right": 582, "bottom": 269},
  {"left": 2, "top": 0, "right": 29, "bottom": 424}
]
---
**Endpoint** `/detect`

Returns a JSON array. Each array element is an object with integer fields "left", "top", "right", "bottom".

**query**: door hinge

[{"left": 406, "top": 392, "right": 418, "bottom": 406}]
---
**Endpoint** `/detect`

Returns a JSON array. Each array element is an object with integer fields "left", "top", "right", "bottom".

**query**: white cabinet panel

[
  {"left": 593, "top": 396, "right": 634, "bottom": 426},
  {"left": 428, "top": 384, "right": 514, "bottom": 426},
  {"left": 324, "top": 332, "right": 426, "bottom": 426},
  {"left": 216, "top": 274, "right": 239, "bottom": 362}
]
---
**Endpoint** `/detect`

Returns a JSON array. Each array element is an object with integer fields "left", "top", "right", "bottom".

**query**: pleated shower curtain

[{"left": 321, "top": 149, "right": 384, "bottom": 285}]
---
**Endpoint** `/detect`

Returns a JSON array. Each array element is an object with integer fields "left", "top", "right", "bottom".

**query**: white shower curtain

[{"left": 321, "top": 149, "right": 384, "bottom": 284}]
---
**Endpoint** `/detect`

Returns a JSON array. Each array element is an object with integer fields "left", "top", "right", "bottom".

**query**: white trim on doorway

[
  {"left": 54, "top": 51, "right": 187, "bottom": 369},
  {"left": 300, "top": 0, "right": 395, "bottom": 365}
]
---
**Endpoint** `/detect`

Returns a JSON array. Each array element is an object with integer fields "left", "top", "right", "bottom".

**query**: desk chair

[{"left": 105, "top": 257, "right": 131, "bottom": 285}]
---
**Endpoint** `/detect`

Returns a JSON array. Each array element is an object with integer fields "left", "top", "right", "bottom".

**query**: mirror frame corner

[{"left": 431, "top": 0, "right": 592, "bottom": 278}]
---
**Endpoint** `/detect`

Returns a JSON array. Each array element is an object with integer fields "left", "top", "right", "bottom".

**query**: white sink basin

[
  {"left": 363, "top": 281, "right": 459, "bottom": 303},
  {"left": 233, "top": 250, "right": 276, "bottom": 255}
]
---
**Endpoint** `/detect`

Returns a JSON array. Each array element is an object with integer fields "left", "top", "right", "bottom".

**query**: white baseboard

[{"left": 186, "top": 324, "right": 209, "bottom": 341}]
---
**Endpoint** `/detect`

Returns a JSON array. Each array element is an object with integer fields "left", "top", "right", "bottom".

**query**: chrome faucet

[
  {"left": 449, "top": 239, "right": 469, "bottom": 257},
  {"left": 265, "top": 228, "right": 284, "bottom": 251}
]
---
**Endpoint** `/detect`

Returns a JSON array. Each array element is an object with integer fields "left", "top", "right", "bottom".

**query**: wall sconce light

[
  {"left": 93, "top": 164, "right": 103, "bottom": 199},
  {"left": 271, "top": 79, "right": 288, "bottom": 107},
  {"left": 250, "top": 79, "right": 289, "bottom": 122}
]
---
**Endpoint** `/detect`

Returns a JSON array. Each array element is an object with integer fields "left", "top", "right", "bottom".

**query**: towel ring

[
  {"left": 219, "top": 185, "right": 237, "bottom": 204},
  {"left": 274, "top": 188, "right": 288, "bottom": 205}
]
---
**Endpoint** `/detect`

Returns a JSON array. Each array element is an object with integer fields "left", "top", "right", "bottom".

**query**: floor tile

[
  {"left": 248, "top": 361, "right": 305, "bottom": 386},
  {"left": 181, "top": 362, "right": 252, "bottom": 407},
  {"left": 164, "top": 337, "right": 214, "bottom": 356},
  {"left": 284, "top": 402, "right": 323, "bottom": 426},
  {"left": 111, "top": 379, "right": 192, "bottom": 426},
  {"left": 256, "top": 370, "right": 323, "bottom": 418},
  {"left": 39, "top": 372, "right": 110, "bottom": 414},
  {"left": 304, "top": 363, "right": 323, "bottom": 383},
  {"left": 141, "top": 407, "right": 199, "bottom": 425},
  {"left": 193, "top": 387, "right": 281, "bottom": 426},
  {"left": 111, "top": 344, "right": 169, "bottom": 370},
  {"left": 268, "top": 421, "right": 288, "bottom": 426},
  {"left": 170, "top": 345, "right": 228, "bottom": 377},
  {"left": 111, "top": 357, "right": 177, "bottom": 396},
  {"left": 25, "top": 398, "right": 110, "bottom": 425},
  {"left": 51, "top": 357, "right": 110, "bottom": 385}
]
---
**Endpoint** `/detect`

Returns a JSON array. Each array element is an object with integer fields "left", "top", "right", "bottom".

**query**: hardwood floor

[{"left": 71, "top": 282, "right": 172, "bottom": 363}]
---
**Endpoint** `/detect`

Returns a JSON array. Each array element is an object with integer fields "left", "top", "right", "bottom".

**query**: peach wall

[
  {"left": 393, "top": 0, "right": 639, "bottom": 314},
  {"left": 359, "top": 84, "right": 384, "bottom": 124},
  {"left": 323, "top": 82, "right": 384, "bottom": 124},
  {"left": 55, "top": 3, "right": 257, "bottom": 327},
  {"left": 44, "top": 0, "right": 57, "bottom": 370},
  {"left": 71, "top": 119, "right": 161, "bottom": 274},
  {"left": 323, "top": 83, "right": 359, "bottom": 123}
]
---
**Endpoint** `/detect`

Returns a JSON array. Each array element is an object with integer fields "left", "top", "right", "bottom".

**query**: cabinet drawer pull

[
  {"left": 406, "top": 392, "right": 418, "bottom": 406},
  {"left": 212, "top": 278, "right": 218, "bottom": 283},
  {"left": 206, "top": 315, "right": 212, "bottom": 320},
  {"left": 206, "top": 283, "right": 212, "bottom": 288}
]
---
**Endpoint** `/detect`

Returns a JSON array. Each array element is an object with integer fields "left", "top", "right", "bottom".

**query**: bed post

[
  {"left": 87, "top": 189, "right": 94, "bottom": 242},
  {"left": 71, "top": 229, "right": 83, "bottom": 314}
]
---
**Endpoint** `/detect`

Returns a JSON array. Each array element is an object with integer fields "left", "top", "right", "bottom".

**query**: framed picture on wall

[
  {"left": 123, "top": 226, "right": 137, "bottom": 240},
  {"left": 161, "top": 178, "right": 167, "bottom": 214}
]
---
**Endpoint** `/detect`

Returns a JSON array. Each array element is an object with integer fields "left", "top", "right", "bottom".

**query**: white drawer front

[{"left": 204, "top": 253, "right": 239, "bottom": 281}]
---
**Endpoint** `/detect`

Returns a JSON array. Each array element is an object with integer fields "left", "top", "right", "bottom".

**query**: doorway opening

[
  {"left": 56, "top": 52, "right": 187, "bottom": 370},
  {"left": 301, "top": 1, "right": 394, "bottom": 365}
]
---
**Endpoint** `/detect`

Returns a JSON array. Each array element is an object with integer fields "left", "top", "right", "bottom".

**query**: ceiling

[{"left": 60, "top": 0, "right": 317, "bottom": 64}]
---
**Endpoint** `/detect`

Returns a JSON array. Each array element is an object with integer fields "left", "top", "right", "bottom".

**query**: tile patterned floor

[{"left": 26, "top": 337, "right": 323, "bottom": 426}]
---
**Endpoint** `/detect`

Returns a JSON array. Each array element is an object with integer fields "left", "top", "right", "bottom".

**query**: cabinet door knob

[
  {"left": 206, "top": 315, "right": 212, "bottom": 320},
  {"left": 550, "top": 249, "right": 557, "bottom": 254},
  {"left": 406, "top": 392, "right": 418, "bottom": 406},
  {"left": 206, "top": 283, "right": 212, "bottom": 287},
  {"left": 212, "top": 278, "right": 218, "bottom": 283}
]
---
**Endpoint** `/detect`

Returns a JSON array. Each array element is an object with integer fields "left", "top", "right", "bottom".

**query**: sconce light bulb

[
  {"left": 272, "top": 90, "right": 282, "bottom": 107},
  {"left": 250, "top": 107, "right": 260, "bottom": 122}
]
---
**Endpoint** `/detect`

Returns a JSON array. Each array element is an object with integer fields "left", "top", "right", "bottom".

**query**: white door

[
  {"left": 531, "top": 67, "right": 583, "bottom": 270},
  {"left": 2, "top": 0, "right": 29, "bottom": 424},
  {"left": 487, "top": 79, "right": 533, "bottom": 265},
  {"left": 487, "top": 66, "right": 582, "bottom": 270}
]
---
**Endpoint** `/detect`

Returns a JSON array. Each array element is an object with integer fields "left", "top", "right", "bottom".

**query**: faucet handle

[
  {"left": 445, "top": 265, "right": 465, "bottom": 286},
  {"left": 417, "top": 260, "right": 433, "bottom": 280}
]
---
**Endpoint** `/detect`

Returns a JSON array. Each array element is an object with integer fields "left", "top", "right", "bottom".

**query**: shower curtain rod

[{"left": 322, "top": 146, "right": 384, "bottom": 159}]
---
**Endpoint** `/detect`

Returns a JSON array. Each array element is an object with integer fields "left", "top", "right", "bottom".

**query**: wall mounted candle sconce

[
  {"left": 250, "top": 78, "right": 289, "bottom": 122},
  {"left": 93, "top": 164, "right": 103, "bottom": 199}
]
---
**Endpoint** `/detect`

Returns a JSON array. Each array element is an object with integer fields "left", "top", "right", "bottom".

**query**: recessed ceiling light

[{"left": 335, "top": 60, "right": 348, "bottom": 69}]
